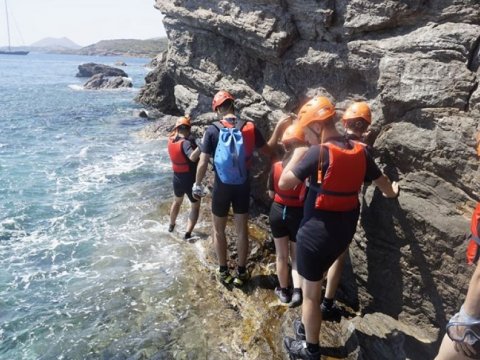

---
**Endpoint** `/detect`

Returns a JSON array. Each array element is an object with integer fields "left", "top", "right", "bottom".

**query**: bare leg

[
  {"left": 186, "top": 199, "right": 201, "bottom": 234},
  {"left": 435, "top": 333, "right": 471, "bottom": 360},
  {"left": 301, "top": 278, "right": 324, "bottom": 344},
  {"left": 290, "top": 241, "right": 301, "bottom": 289},
  {"left": 213, "top": 214, "right": 228, "bottom": 266},
  {"left": 324, "top": 249, "right": 347, "bottom": 300},
  {"left": 274, "top": 235, "right": 290, "bottom": 288},
  {"left": 233, "top": 213, "right": 249, "bottom": 267},
  {"left": 169, "top": 196, "right": 183, "bottom": 227}
]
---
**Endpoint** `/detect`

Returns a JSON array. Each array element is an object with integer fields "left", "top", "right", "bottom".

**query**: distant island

[{"left": 0, "top": 37, "right": 167, "bottom": 58}]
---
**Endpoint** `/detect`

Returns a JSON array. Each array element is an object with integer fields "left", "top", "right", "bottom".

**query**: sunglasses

[{"left": 446, "top": 320, "right": 480, "bottom": 344}]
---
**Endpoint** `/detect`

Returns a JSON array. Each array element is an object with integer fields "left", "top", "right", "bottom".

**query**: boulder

[
  {"left": 83, "top": 73, "right": 132, "bottom": 90},
  {"left": 76, "top": 62, "right": 128, "bottom": 78}
]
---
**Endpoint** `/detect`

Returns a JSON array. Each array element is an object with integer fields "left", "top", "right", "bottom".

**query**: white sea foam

[{"left": 68, "top": 84, "right": 84, "bottom": 91}]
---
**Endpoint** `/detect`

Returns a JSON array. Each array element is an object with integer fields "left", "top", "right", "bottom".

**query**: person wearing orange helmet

[
  {"left": 278, "top": 96, "right": 399, "bottom": 359},
  {"left": 321, "top": 101, "right": 375, "bottom": 321},
  {"left": 167, "top": 115, "right": 201, "bottom": 240},
  {"left": 193, "top": 90, "right": 289, "bottom": 286},
  {"left": 268, "top": 124, "right": 308, "bottom": 306},
  {"left": 342, "top": 101, "right": 372, "bottom": 142}
]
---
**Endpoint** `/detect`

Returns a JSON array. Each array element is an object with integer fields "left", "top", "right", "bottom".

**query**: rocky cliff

[{"left": 137, "top": 1, "right": 480, "bottom": 358}]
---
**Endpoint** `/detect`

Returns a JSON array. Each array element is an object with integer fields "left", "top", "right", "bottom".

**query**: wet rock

[
  {"left": 76, "top": 62, "right": 128, "bottom": 77},
  {"left": 138, "top": 0, "right": 480, "bottom": 358},
  {"left": 83, "top": 74, "right": 132, "bottom": 90}
]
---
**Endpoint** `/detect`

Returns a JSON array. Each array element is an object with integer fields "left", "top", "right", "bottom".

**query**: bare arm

[
  {"left": 373, "top": 175, "right": 399, "bottom": 198},
  {"left": 463, "top": 262, "right": 480, "bottom": 317},
  {"left": 195, "top": 152, "right": 210, "bottom": 185},
  {"left": 267, "top": 115, "right": 293, "bottom": 149},
  {"left": 278, "top": 146, "right": 308, "bottom": 190},
  {"left": 268, "top": 190, "right": 275, "bottom": 199},
  {"left": 188, "top": 147, "right": 201, "bottom": 162}
]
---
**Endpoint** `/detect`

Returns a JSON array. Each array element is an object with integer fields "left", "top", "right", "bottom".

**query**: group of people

[{"left": 166, "top": 90, "right": 478, "bottom": 359}]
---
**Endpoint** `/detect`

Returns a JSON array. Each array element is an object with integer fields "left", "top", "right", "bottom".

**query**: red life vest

[
  {"left": 311, "top": 142, "right": 366, "bottom": 212},
  {"left": 218, "top": 118, "right": 256, "bottom": 169},
  {"left": 272, "top": 161, "right": 305, "bottom": 207},
  {"left": 466, "top": 202, "right": 480, "bottom": 264},
  {"left": 167, "top": 137, "right": 190, "bottom": 173}
]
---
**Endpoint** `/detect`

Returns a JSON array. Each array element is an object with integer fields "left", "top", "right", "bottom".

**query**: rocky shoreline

[{"left": 133, "top": 1, "right": 480, "bottom": 358}]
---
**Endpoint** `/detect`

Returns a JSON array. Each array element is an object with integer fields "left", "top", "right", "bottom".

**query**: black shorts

[
  {"left": 173, "top": 173, "right": 197, "bottom": 203},
  {"left": 211, "top": 174, "right": 250, "bottom": 217},
  {"left": 296, "top": 208, "right": 359, "bottom": 281},
  {"left": 269, "top": 201, "right": 304, "bottom": 241}
]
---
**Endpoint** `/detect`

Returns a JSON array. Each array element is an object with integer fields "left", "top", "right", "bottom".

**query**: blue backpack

[{"left": 213, "top": 119, "right": 248, "bottom": 185}]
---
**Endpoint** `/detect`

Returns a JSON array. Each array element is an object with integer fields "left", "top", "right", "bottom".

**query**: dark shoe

[
  {"left": 233, "top": 271, "right": 250, "bottom": 287},
  {"left": 274, "top": 287, "right": 292, "bottom": 303},
  {"left": 293, "top": 318, "right": 306, "bottom": 341},
  {"left": 217, "top": 269, "right": 233, "bottom": 285},
  {"left": 283, "top": 336, "right": 320, "bottom": 360},
  {"left": 320, "top": 302, "right": 342, "bottom": 322},
  {"left": 289, "top": 288, "right": 302, "bottom": 308},
  {"left": 184, "top": 232, "right": 191, "bottom": 240},
  {"left": 168, "top": 223, "right": 175, "bottom": 232}
]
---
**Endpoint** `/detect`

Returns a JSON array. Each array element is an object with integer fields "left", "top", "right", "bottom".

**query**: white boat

[{"left": 0, "top": 0, "right": 28, "bottom": 55}]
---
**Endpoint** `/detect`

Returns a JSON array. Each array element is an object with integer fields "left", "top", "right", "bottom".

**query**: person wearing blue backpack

[{"left": 193, "top": 90, "right": 289, "bottom": 286}]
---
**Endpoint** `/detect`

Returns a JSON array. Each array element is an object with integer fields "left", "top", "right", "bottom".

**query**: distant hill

[
  {"left": 74, "top": 38, "right": 168, "bottom": 58},
  {"left": 31, "top": 37, "right": 81, "bottom": 49}
]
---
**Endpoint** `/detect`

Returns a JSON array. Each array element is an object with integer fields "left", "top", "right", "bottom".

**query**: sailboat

[{"left": 0, "top": 0, "right": 28, "bottom": 55}]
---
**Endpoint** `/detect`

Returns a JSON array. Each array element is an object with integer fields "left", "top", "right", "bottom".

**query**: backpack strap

[{"left": 213, "top": 119, "right": 247, "bottom": 131}]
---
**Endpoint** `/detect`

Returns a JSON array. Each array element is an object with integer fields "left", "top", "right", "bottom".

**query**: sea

[{"left": 0, "top": 53, "right": 216, "bottom": 360}]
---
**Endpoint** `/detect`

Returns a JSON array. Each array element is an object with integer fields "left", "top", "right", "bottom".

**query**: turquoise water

[{"left": 0, "top": 53, "right": 206, "bottom": 359}]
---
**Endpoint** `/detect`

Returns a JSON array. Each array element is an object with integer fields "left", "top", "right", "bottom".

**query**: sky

[{"left": 0, "top": 0, "right": 166, "bottom": 47}]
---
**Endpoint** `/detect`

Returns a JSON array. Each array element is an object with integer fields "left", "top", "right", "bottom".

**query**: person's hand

[
  {"left": 391, "top": 181, "right": 400, "bottom": 198},
  {"left": 192, "top": 183, "right": 207, "bottom": 200},
  {"left": 276, "top": 114, "right": 294, "bottom": 133},
  {"left": 454, "top": 339, "right": 477, "bottom": 358}
]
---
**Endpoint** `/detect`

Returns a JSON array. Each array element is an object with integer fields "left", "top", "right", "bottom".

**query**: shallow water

[{"left": 0, "top": 52, "right": 222, "bottom": 359}]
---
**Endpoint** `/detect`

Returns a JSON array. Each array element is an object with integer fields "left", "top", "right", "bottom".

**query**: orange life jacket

[
  {"left": 466, "top": 202, "right": 480, "bottom": 264},
  {"left": 272, "top": 161, "right": 305, "bottom": 207},
  {"left": 167, "top": 137, "right": 190, "bottom": 173},
  {"left": 218, "top": 118, "right": 255, "bottom": 169},
  {"left": 310, "top": 142, "right": 366, "bottom": 212}
]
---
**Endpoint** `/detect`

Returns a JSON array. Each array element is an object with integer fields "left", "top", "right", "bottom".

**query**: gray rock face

[
  {"left": 137, "top": 0, "right": 480, "bottom": 357},
  {"left": 83, "top": 73, "right": 132, "bottom": 89},
  {"left": 76, "top": 62, "right": 128, "bottom": 78}
]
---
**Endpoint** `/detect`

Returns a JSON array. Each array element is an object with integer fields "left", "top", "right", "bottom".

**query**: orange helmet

[
  {"left": 342, "top": 102, "right": 371, "bottom": 124},
  {"left": 212, "top": 90, "right": 235, "bottom": 111},
  {"left": 174, "top": 115, "right": 191, "bottom": 129},
  {"left": 281, "top": 124, "right": 305, "bottom": 145},
  {"left": 297, "top": 96, "right": 336, "bottom": 128}
]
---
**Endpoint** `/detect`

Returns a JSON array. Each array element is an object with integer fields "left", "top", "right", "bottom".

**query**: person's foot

[
  {"left": 168, "top": 223, "right": 175, "bottom": 232},
  {"left": 283, "top": 336, "right": 320, "bottom": 359},
  {"left": 217, "top": 268, "right": 233, "bottom": 285},
  {"left": 320, "top": 302, "right": 342, "bottom": 322},
  {"left": 274, "top": 286, "right": 292, "bottom": 304},
  {"left": 232, "top": 271, "right": 249, "bottom": 287},
  {"left": 289, "top": 288, "right": 302, "bottom": 308},
  {"left": 274, "top": 287, "right": 292, "bottom": 303},
  {"left": 184, "top": 232, "right": 191, "bottom": 240},
  {"left": 293, "top": 318, "right": 306, "bottom": 341}
]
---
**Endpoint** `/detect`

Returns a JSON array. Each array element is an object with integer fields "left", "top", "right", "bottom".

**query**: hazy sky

[{"left": 1, "top": 0, "right": 166, "bottom": 47}]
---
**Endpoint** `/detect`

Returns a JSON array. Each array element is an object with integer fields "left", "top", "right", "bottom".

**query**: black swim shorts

[
  {"left": 296, "top": 208, "right": 360, "bottom": 282},
  {"left": 211, "top": 175, "right": 250, "bottom": 217},
  {"left": 269, "top": 201, "right": 304, "bottom": 241},
  {"left": 173, "top": 173, "right": 197, "bottom": 203}
]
